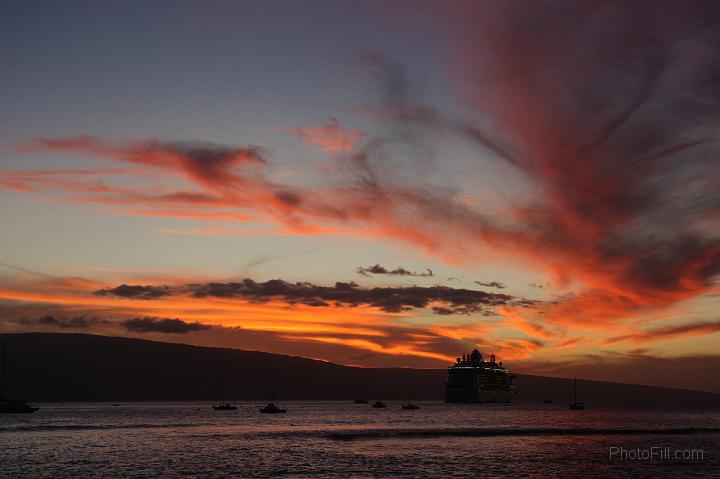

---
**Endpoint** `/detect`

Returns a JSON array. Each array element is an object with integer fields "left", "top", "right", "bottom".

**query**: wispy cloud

[
  {"left": 11, "top": 315, "right": 111, "bottom": 329},
  {"left": 475, "top": 281, "right": 505, "bottom": 289},
  {"left": 2, "top": 0, "right": 719, "bottom": 340},
  {"left": 121, "top": 316, "right": 212, "bottom": 334},
  {"left": 282, "top": 118, "right": 366, "bottom": 152},
  {"left": 606, "top": 320, "right": 720, "bottom": 344}
]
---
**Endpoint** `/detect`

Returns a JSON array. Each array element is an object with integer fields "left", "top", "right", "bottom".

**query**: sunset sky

[{"left": 2, "top": 0, "right": 720, "bottom": 392}]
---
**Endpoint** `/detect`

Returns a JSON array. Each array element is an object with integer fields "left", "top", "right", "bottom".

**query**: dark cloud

[
  {"left": 6, "top": 312, "right": 209, "bottom": 335},
  {"left": 188, "top": 279, "right": 522, "bottom": 314},
  {"left": 474, "top": 281, "right": 505, "bottom": 289},
  {"left": 432, "top": 305, "right": 493, "bottom": 316},
  {"left": 95, "top": 278, "right": 532, "bottom": 315},
  {"left": 356, "top": 264, "right": 433, "bottom": 277},
  {"left": 133, "top": 141, "right": 267, "bottom": 189},
  {"left": 94, "top": 284, "right": 172, "bottom": 299},
  {"left": 12, "top": 315, "right": 109, "bottom": 329},
  {"left": 121, "top": 317, "right": 212, "bottom": 334}
]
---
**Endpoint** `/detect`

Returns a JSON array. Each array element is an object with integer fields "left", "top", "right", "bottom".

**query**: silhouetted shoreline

[{"left": 1, "top": 333, "right": 718, "bottom": 406}]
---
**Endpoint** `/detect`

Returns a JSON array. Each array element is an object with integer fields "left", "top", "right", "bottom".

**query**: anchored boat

[
  {"left": 212, "top": 374, "right": 237, "bottom": 411},
  {"left": 259, "top": 402, "right": 286, "bottom": 414},
  {"left": 568, "top": 378, "right": 586, "bottom": 410}
]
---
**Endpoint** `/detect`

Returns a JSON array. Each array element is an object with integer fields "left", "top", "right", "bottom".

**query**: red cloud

[
  {"left": 4, "top": 0, "right": 720, "bottom": 340},
  {"left": 605, "top": 320, "right": 720, "bottom": 344},
  {"left": 282, "top": 118, "right": 366, "bottom": 152}
]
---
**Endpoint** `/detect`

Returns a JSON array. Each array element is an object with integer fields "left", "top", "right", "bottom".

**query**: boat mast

[{"left": 573, "top": 378, "right": 577, "bottom": 404}]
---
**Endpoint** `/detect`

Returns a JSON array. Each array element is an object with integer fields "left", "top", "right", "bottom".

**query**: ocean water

[{"left": 0, "top": 401, "right": 718, "bottom": 478}]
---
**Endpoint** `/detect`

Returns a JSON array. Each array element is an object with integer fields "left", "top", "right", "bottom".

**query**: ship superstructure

[{"left": 444, "top": 349, "right": 515, "bottom": 403}]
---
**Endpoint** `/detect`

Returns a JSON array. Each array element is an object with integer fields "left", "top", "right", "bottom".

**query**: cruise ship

[{"left": 444, "top": 349, "right": 515, "bottom": 403}]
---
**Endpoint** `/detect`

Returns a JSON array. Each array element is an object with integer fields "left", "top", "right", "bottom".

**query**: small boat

[
  {"left": 0, "top": 342, "right": 39, "bottom": 414},
  {"left": 543, "top": 398, "right": 554, "bottom": 404},
  {"left": 112, "top": 404, "right": 120, "bottom": 407},
  {"left": 212, "top": 374, "right": 237, "bottom": 411},
  {"left": 568, "top": 378, "right": 585, "bottom": 410},
  {"left": 401, "top": 388, "right": 419, "bottom": 409},
  {"left": 371, "top": 401, "right": 387, "bottom": 408},
  {"left": 213, "top": 403, "right": 237, "bottom": 411},
  {"left": 260, "top": 402, "right": 286, "bottom": 414},
  {"left": 353, "top": 398, "right": 368, "bottom": 404}
]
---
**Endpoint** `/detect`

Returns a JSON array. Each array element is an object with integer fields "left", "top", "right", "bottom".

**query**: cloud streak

[
  {"left": 11, "top": 315, "right": 110, "bottom": 329},
  {"left": 606, "top": 320, "right": 720, "bottom": 344},
  {"left": 121, "top": 317, "right": 212, "bottom": 334},
  {"left": 356, "top": 264, "right": 433, "bottom": 277}
]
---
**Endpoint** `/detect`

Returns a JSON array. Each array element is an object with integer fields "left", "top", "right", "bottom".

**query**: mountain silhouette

[{"left": 1, "top": 332, "right": 718, "bottom": 405}]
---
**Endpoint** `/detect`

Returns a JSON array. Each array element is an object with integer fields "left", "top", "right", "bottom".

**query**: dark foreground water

[{"left": 1, "top": 401, "right": 718, "bottom": 478}]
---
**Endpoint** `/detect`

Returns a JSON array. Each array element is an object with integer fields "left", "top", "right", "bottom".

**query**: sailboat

[
  {"left": 212, "top": 375, "right": 237, "bottom": 411},
  {"left": 401, "top": 388, "right": 420, "bottom": 410},
  {"left": 0, "top": 342, "right": 39, "bottom": 414},
  {"left": 568, "top": 378, "right": 585, "bottom": 410}
]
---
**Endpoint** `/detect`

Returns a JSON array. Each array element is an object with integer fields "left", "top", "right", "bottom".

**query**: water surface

[{"left": 1, "top": 401, "right": 718, "bottom": 478}]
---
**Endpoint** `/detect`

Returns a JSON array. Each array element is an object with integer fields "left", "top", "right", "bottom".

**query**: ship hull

[
  {"left": 444, "top": 386, "right": 513, "bottom": 403},
  {"left": 443, "top": 366, "right": 515, "bottom": 403}
]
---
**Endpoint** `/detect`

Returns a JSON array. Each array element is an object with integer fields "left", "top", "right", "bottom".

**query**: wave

[
  {"left": 327, "top": 427, "right": 720, "bottom": 441},
  {"left": 0, "top": 422, "right": 200, "bottom": 433},
  {"left": 5, "top": 423, "right": 720, "bottom": 440}
]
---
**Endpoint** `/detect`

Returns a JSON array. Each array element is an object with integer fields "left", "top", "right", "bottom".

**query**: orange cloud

[
  {"left": 605, "top": 320, "right": 720, "bottom": 344},
  {"left": 0, "top": 274, "right": 514, "bottom": 366},
  {"left": 5, "top": 1, "right": 720, "bottom": 340},
  {"left": 5, "top": 129, "right": 719, "bottom": 338}
]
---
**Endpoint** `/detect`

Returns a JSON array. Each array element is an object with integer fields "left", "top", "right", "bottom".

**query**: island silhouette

[{"left": 1, "top": 332, "right": 718, "bottom": 406}]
